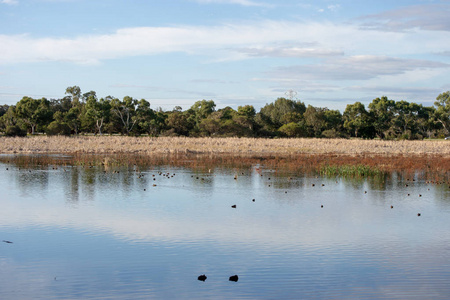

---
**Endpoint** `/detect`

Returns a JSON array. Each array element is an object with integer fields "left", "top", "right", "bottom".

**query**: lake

[{"left": 1, "top": 156, "right": 450, "bottom": 299}]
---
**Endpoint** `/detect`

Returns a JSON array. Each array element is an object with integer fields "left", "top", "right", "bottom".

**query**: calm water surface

[{"left": 1, "top": 159, "right": 450, "bottom": 299}]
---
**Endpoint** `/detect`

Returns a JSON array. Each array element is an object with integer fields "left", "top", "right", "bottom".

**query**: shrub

[
  {"left": 5, "top": 125, "right": 27, "bottom": 137},
  {"left": 46, "top": 121, "right": 71, "bottom": 136}
]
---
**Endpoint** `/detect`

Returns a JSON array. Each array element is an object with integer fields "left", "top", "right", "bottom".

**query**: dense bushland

[{"left": 0, "top": 86, "right": 449, "bottom": 139}]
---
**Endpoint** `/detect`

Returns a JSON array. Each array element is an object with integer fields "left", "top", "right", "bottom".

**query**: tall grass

[
  {"left": 0, "top": 136, "right": 449, "bottom": 156},
  {"left": 319, "top": 164, "right": 384, "bottom": 177}
]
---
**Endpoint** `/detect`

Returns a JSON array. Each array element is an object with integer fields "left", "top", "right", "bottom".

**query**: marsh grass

[
  {"left": 0, "top": 136, "right": 450, "bottom": 156},
  {"left": 0, "top": 136, "right": 448, "bottom": 180},
  {"left": 319, "top": 164, "right": 384, "bottom": 178}
]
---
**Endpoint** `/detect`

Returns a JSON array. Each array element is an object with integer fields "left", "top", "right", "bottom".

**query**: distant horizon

[{"left": 1, "top": 0, "right": 449, "bottom": 112}]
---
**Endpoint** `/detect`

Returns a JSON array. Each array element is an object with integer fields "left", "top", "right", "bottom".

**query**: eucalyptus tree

[
  {"left": 83, "top": 95, "right": 111, "bottom": 135},
  {"left": 166, "top": 110, "right": 192, "bottom": 136},
  {"left": 368, "top": 96, "right": 396, "bottom": 139},
  {"left": 343, "top": 102, "right": 373, "bottom": 138},
  {"left": 1, "top": 105, "right": 27, "bottom": 137},
  {"left": 111, "top": 96, "right": 138, "bottom": 135},
  {"left": 434, "top": 91, "right": 450, "bottom": 135},
  {"left": 135, "top": 99, "right": 157, "bottom": 135},
  {"left": 258, "top": 97, "right": 306, "bottom": 131},
  {"left": 15, "top": 96, "right": 52, "bottom": 134},
  {"left": 65, "top": 86, "right": 81, "bottom": 106},
  {"left": 188, "top": 100, "right": 216, "bottom": 132},
  {"left": 0, "top": 106, "right": 19, "bottom": 131},
  {"left": 303, "top": 105, "right": 328, "bottom": 137}
]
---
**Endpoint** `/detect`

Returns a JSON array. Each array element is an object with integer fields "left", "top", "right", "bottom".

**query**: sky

[{"left": 1, "top": 0, "right": 450, "bottom": 112}]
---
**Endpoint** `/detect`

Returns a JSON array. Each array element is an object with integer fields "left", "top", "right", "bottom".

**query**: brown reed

[{"left": 0, "top": 136, "right": 449, "bottom": 156}]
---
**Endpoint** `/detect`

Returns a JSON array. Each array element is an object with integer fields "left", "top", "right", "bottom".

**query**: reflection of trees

[
  {"left": 68, "top": 167, "right": 80, "bottom": 204},
  {"left": 17, "top": 167, "right": 49, "bottom": 193}
]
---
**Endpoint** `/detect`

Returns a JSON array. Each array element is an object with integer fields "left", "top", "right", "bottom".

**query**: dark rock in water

[
  {"left": 229, "top": 275, "right": 239, "bottom": 282},
  {"left": 198, "top": 274, "right": 207, "bottom": 281}
]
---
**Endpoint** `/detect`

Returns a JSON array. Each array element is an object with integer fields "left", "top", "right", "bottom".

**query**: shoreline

[{"left": 0, "top": 136, "right": 449, "bottom": 178}]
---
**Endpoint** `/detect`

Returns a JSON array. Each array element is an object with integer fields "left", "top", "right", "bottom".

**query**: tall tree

[
  {"left": 258, "top": 97, "right": 306, "bottom": 130},
  {"left": 15, "top": 96, "right": 52, "bottom": 134},
  {"left": 65, "top": 86, "right": 82, "bottom": 106},
  {"left": 368, "top": 96, "right": 396, "bottom": 139},
  {"left": 111, "top": 96, "right": 138, "bottom": 135},
  {"left": 83, "top": 95, "right": 111, "bottom": 135},
  {"left": 434, "top": 91, "right": 450, "bottom": 135},
  {"left": 135, "top": 99, "right": 156, "bottom": 134},
  {"left": 189, "top": 100, "right": 216, "bottom": 131},
  {"left": 343, "top": 102, "right": 372, "bottom": 138}
]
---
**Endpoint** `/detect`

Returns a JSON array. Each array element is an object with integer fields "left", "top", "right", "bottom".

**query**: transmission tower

[{"left": 285, "top": 89, "right": 298, "bottom": 100}]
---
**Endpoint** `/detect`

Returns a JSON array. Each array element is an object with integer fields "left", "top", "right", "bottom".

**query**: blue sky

[{"left": 1, "top": 0, "right": 450, "bottom": 111}]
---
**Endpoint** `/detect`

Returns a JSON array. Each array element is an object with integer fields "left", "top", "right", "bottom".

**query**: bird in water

[
  {"left": 229, "top": 275, "right": 239, "bottom": 282},
  {"left": 198, "top": 274, "right": 207, "bottom": 281}
]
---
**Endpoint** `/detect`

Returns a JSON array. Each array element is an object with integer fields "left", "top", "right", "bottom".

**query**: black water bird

[
  {"left": 2, "top": 240, "right": 13, "bottom": 244},
  {"left": 229, "top": 275, "right": 239, "bottom": 282},
  {"left": 417, "top": 213, "right": 421, "bottom": 216},
  {"left": 198, "top": 274, "right": 207, "bottom": 281},
  {"left": 231, "top": 205, "right": 237, "bottom": 208}
]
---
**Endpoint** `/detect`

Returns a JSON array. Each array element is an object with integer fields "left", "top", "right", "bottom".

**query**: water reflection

[{"left": 0, "top": 158, "right": 450, "bottom": 299}]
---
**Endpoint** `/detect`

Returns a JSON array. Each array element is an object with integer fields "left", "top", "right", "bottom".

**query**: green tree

[
  {"left": 189, "top": 100, "right": 216, "bottom": 132},
  {"left": 135, "top": 99, "right": 157, "bottom": 135},
  {"left": 83, "top": 95, "right": 111, "bottom": 134},
  {"left": 65, "top": 86, "right": 82, "bottom": 106},
  {"left": 166, "top": 110, "right": 193, "bottom": 136},
  {"left": 258, "top": 97, "right": 306, "bottom": 131},
  {"left": 343, "top": 102, "right": 373, "bottom": 138},
  {"left": 278, "top": 122, "right": 305, "bottom": 137},
  {"left": 434, "top": 91, "right": 450, "bottom": 135},
  {"left": 111, "top": 96, "right": 138, "bottom": 135},
  {"left": 15, "top": 96, "right": 52, "bottom": 134},
  {"left": 303, "top": 105, "right": 327, "bottom": 137},
  {"left": 368, "top": 96, "right": 396, "bottom": 139}
]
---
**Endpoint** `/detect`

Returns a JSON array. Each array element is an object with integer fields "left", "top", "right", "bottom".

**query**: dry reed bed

[{"left": 0, "top": 136, "right": 449, "bottom": 156}]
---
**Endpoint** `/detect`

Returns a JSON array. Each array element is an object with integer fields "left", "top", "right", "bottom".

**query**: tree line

[{"left": 0, "top": 86, "right": 449, "bottom": 139}]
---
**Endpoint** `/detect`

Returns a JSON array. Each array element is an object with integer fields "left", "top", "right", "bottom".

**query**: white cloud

[
  {"left": 358, "top": 4, "right": 450, "bottom": 31},
  {"left": 0, "top": 0, "right": 18, "bottom": 4},
  {"left": 193, "top": 0, "right": 268, "bottom": 6},
  {"left": 269, "top": 56, "right": 449, "bottom": 83},
  {"left": 0, "top": 20, "right": 449, "bottom": 66},
  {"left": 327, "top": 4, "right": 340, "bottom": 11},
  {"left": 236, "top": 46, "right": 344, "bottom": 57}
]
